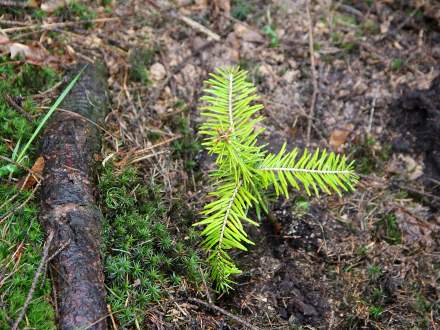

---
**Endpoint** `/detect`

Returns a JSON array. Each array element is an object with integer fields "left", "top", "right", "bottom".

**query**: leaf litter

[{"left": 1, "top": 0, "right": 440, "bottom": 328}]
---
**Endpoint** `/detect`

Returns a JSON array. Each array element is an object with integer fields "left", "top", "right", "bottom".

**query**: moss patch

[
  {"left": 99, "top": 165, "right": 203, "bottom": 328},
  {"left": 0, "top": 57, "right": 59, "bottom": 329},
  {"left": 0, "top": 186, "right": 56, "bottom": 329}
]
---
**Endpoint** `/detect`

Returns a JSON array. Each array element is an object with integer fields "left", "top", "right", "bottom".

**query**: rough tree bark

[{"left": 40, "top": 63, "right": 109, "bottom": 330}]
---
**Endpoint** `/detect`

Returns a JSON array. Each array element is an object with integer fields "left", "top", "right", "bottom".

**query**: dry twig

[
  {"left": 107, "top": 304, "right": 119, "bottom": 330},
  {"left": 0, "top": 181, "right": 41, "bottom": 224},
  {"left": 188, "top": 297, "right": 260, "bottom": 330},
  {"left": 173, "top": 12, "right": 221, "bottom": 41},
  {"left": 0, "top": 0, "right": 36, "bottom": 8},
  {"left": 4, "top": 94, "right": 33, "bottom": 122},
  {"left": 2, "top": 17, "right": 119, "bottom": 34},
  {"left": 11, "top": 231, "right": 54, "bottom": 330},
  {"left": 306, "top": 0, "right": 318, "bottom": 145}
]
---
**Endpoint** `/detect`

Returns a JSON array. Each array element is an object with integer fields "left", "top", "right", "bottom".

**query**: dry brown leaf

[
  {"left": 0, "top": 34, "right": 9, "bottom": 45},
  {"left": 16, "top": 156, "right": 45, "bottom": 190},
  {"left": 1, "top": 41, "right": 59, "bottom": 66},
  {"left": 150, "top": 63, "right": 167, "bottom": 81},
  {"left": 329, "top": 124, "right": 354, "bottom": 149},
  {"left": 213, "top": 0, "right": 230, "bottom": 30},
  {"left": 387, "top": 154, "right": 425, "bottom": 181},
  {"left": 395, "top": 206, "right": 439, "bottom": 248},
  {"left": 10, "top": 43, "right": 48, "bottom": 64},
  {"left": 41, "top": 0, "right": 75, "bottom": 13},
  {"left": 234, "top": 23, "right": 265, "bottom": 43}
]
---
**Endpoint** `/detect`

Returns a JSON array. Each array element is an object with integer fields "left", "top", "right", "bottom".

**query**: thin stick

[
  {"left": 0, "top": 0, "right": 36, "bottom": 8},
  {"left": 33, "top": 78, "right": 66, "bottom": 99},
  {"left": 0, "top": 19, "right": 30, "bottom": 26},
  {"left": 129, "top": 149, "right": 168, "bottom": 164},
  {"left": 0, "top": 181, "right": 41, "bottom": 224},
  {"left": 174, "top": 13, "right": 221, "bottom": 41},
  {"left": 133, "top": 134, "right": 182, "bottom": 155},
  {"left": 47, "top": 239, "right": 71, "bottom": 263},
  {"left": 188, "top": 297, "right": 260, "bottom": 330},
  {"left": 198, "top": 266, "right": 213, "bottom": 304},
  {"left": 2, "top": 17, "right": 119, "bottom": 34},
  {"left": 107, "top": 304, "right": 118, "bottom": 330},
  {"left": 11, "top": 231, "right": 54, "bottom": 330},
  {"left": 83, "top": 309, "right": 123, "bottom": 330},
  {"left": 367, "top": 97, "right": 376, "bottom": 135},
  {"left": 57, "top": 108, "right": 117, "bottom": 139},
  {"left": 306, "top": 0, "right": 318, "bottom": 146},
  {"left": 359, "top": 174, "right": 440, "bottom": 201},
  {"left": 5, "top": 94, "right": 33, "bottom": 122}
]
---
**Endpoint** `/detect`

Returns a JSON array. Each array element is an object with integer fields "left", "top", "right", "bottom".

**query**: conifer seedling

[{"left": 194, "top": 66, "right": 358, "bottom": 292}]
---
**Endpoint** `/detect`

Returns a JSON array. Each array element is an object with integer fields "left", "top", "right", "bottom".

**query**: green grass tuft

[
  {"left": 129, "top": 47, "right": 158, "bottom": 84},
  {"left": 375, "top": 213, "right": 402, "bottom": 245}
]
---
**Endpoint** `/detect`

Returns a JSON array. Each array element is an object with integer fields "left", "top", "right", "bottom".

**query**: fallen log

[{"left": 40, "top": 63, "right": 109, "bottom": 329}]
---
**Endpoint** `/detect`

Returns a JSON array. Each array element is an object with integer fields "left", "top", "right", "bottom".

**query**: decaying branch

[{"left": 40, "top": 63, "right": 109, "bottom": 329}]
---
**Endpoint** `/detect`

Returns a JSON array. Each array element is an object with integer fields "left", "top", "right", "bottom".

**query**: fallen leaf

[
  {"left": 41, "top": 0, "right": 75, "bottom": 13},
  {"left": 400, "top": 154, "right": 424, "bottom": 180},
  {"left": 395, "top": 206, "right": 439, "bottom": 248},
  {"left": 16, "top": 156, "right": 45, "bottom": 190},
  {"left": 214, "top": 0, "right": 230, "bottom": 15},
  {"left": 150, "top": 62, "right": 167, "bottom": 81},
  {"left": 234, "top": 23, "right": 265, "bottom": 43},
  {"left": 329, "top": 124, "right": 354, "bottom": 149},
  {"left": 0, "top": 33, "right": 9, "bottom": 45},
  {"left": 1, "top": 41, "right": 59, "bottom": 66},
  {"left": 213, "top": 0, "right": 230, "bottom": 30}
]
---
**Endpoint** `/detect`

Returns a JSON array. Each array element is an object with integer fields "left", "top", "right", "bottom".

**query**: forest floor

[{"left": 0, "top": 0, "right": 439, "bottom": 329}]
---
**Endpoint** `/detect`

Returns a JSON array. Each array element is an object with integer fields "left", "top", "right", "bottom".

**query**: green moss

[
  {"left": 0, "top": 186, "right": 56, "bottom": 329},
  {"left": 330, "top": 31, "right": 359, "bottom": 56},
  {"left": 331, "top": 31, "right": 343, "bottom": 45},
  {"left": 367, "top": 264, "right": 382, "bottom": 281},
  {"left": 334, "top": 14, "right": 358, "bottom": 28},
  {"left": 262, "top": 25, "right": 280, "bottom": 48},
  {"left": 56, "top": 1, "right": 96, "bottom": 28},
  {"left": 32, "top": 8, "right": 48, "bottom": 20},
  {"left": 0, "top": 57, "right": 60, "bottom": 328},
  {"left": 99, "top": 165, "right": 203, "bottom": 328},
  {"left": 362, "top": 19, "right": 380, "bottom": 35},
  {"left": 351, "top": 136, "right": 391, "bottom": 175},
  {"left": 292, "top": 197, "right": 310, "bottom": 218},
  {"left": 390, "top": 58, "right": 404, "bottom": 72},
  {"left": 369, "top": 305, "right": 384, "bottom": 319},
  {"left": 231, "top": 0, "right": 253, "bottom": 21},
  {"left": 0, "top": 58, "right": 60, "bottom": 174}
]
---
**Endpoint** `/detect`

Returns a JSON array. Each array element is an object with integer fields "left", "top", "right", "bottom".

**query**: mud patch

[
  {"left": 391, "top": 76, "right": 440, "bottom": 182},
  {"left": 222, "top": 201, "right": 331, "bottom": 328},
  {"left": 274, "top": 260, "right": 330, "bottom": 325}
]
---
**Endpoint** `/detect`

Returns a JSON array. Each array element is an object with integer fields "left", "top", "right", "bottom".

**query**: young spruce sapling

[{"left": 194, "top": 66, "right": 358, "bottom": 292}]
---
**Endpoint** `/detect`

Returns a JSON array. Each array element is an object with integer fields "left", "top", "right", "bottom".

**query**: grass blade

[{"left": 16, "top": 65, "right": 86, "bottom": 164}]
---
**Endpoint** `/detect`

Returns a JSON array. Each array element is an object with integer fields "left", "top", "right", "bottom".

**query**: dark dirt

[{"left": 391, "top": 76, "right": 440, "bottom": 190}]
